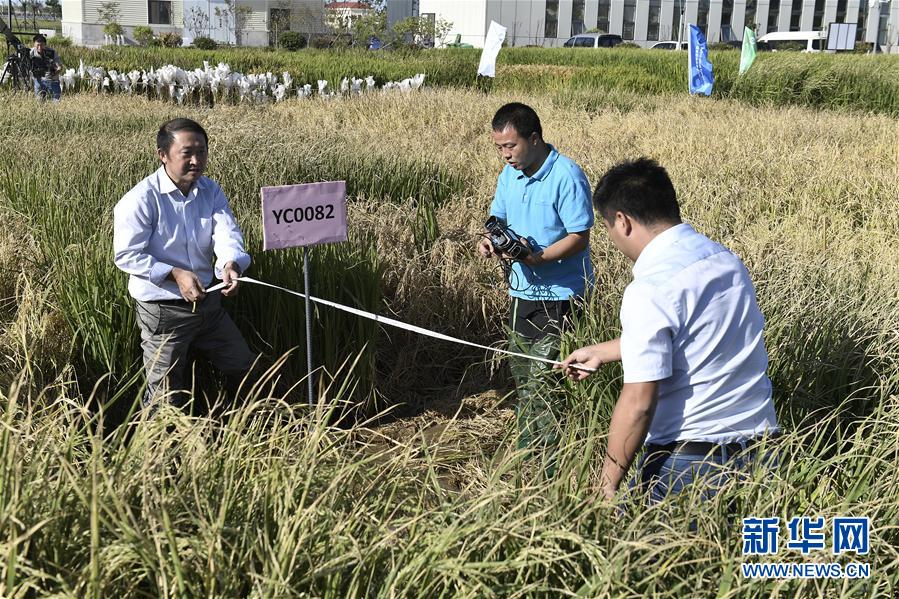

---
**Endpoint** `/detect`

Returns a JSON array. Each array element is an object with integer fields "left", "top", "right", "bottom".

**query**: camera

[
  {"left": 485, "top": 216, "right": 531, "bottom": 260},
  {"left": 31, "top": 55, "right": 54, "bottom": 79}
]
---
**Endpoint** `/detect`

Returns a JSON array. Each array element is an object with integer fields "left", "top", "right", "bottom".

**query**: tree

[
  {"left": 351, "top": 10, "right": 387, "bottom": 47},
  {"left": 214, "top": 0, "right": 252, "bottom": 45},
  {"left": 97, "top": 1, "right": 123, "bottom": 37},
  {"left": 97, "top": 1, "right": 120, "bottom": 25},
  {"left": 18, "top": 0, "right": 45, "bottom": 27},
  {"left": 186, "top": 5, "right": 210, "bottom": 40},
  {"left": 45, "top": 0, "right": 62, "bottom": 19},
  {"left": 269, "top": 1, "right": 291, "bottom": 48},
  {"left": 391, "top": 15, "right": 452, "bottom": 49}
]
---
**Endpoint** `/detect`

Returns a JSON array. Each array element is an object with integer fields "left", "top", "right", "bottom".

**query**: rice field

[
  {"left": 57, "top": 46, "right": 899, "bottom": 115},
  {"left": 1, "top": 49, "right": 898, "bottom": 597}
]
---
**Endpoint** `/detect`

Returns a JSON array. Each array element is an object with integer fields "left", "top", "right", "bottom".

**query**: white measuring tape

[{"left": 206, "top": 276, "right": 596, "bottom": 373}]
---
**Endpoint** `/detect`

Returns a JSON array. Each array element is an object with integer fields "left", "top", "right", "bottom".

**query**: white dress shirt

[
  {"left": 620, "top": 223, "right": 778, "bottom": 444},
  {"left": 113, "top": 166, "right": 251, "bottom": 302}
]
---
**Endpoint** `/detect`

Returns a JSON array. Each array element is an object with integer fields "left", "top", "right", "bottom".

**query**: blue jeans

[
  {"left": 33, "top": 78, "right": 61, "bottom": 101},
  {"left": 633, "top": 439, "right": 777, "bottom": 505}
]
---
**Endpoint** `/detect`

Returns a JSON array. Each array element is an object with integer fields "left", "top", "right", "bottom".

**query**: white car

[
  {"left": 757, "top": 31, "right": 826, "bottom": 53},
  {"left": 563, "top": 33, "right": 625, "bottom": 48},
  {"left": 650, "top": 41, "right": 686, "bottom": 50}
]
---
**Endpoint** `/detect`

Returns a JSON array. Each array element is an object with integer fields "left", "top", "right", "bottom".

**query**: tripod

[
  {"left": 1, "top": 41, "right": 31, "bottom": 92},
  {"left": 1, "top": 15, "right": 31, "bottom": 92}
]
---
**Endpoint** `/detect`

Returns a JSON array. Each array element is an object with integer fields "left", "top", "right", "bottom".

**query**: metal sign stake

[{"left": 303, "top": 246, "right": 313, "bottom": 407}]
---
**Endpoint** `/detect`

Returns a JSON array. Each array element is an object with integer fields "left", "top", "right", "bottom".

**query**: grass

[
  {"left": 52, "top": 46, "right": 899, "bottom": 116},
  {"left": 0, "top": 76, "right": 897, "bottom": 596}
]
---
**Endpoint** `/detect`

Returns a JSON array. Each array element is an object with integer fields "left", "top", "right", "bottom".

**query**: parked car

[
  {"left": 650, "top": 41, "right": 686, "bottom": 50},
  {"left": 757, "top": 31, "right": 825, "bottom": 52},
  {"left": 563, "top": 33, "right": 624, "bottom": 48}
]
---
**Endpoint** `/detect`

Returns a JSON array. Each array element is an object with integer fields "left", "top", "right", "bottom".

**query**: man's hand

[
  {"left": 478, "top": 237, "right": 497, "bottom": 259},
  {"left": 170, "top": 267, "right": 205, "bottom": 302},
  {"left": 221, "top": 261, "right": 241, "bottom": 297},
  {"left": 558, "top": 345, "right": 605, "bottom": 381},
  {"left": 520, "top": 237, "right": 544, "bottom": 267},
  {"left": 558, "top": 340, "right": 622, "bottom": 381}
]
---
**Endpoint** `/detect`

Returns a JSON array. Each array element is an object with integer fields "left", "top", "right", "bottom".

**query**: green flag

[{"left": 739, "top": 27, "right": 757, "bottom": 75}]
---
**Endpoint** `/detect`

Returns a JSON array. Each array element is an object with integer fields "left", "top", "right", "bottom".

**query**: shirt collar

[
  {"left": 632, "top": 222, "right": 694, "bottom": 277},
  {"left": 515, "top": 144, "right": 559, "bottom": 181},
  {"left": 155, "top": 165, "right": 204, "bottom": 196}
]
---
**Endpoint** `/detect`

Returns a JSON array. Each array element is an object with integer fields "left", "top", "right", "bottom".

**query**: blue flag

[{"left": 688, "top": 24, "right": 714, "bottom": 96}]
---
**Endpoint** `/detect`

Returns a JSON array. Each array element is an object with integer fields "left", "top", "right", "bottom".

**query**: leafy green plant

[
  {"left": 102, "top": 22, "right": 123, "bottom": 37},
  {"left": 192, "top": 36, "right": 218, "bottom": 50},
  {"left": 98, "top": 1, "right": 122, "bottom": 38},
  {"left": 278, "top": 31, "right": 306, "bottom": 51},
  {"left": 131, "top": 25, "right": 154, "bottom": 46},
  {"left": 47, "top": 34, "right": 71, "bottom": 48},
  {"left": 157, "top": 32, "right": 182, "bottom": 48}
]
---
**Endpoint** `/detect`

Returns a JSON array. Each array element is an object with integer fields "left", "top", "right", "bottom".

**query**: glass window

[
  {"left": 767, "top": 1, "right": 780, "bottom": 33},
  {"left": 148, "top": 1, "right": 172, "bottom": 26},
  {"left": 835, "top": 0, "right": 847, "bottom": 24},
  {"left": 877, "top": 8, "right": 888, "bottom": 44},
  {"left": 720, "top": 0, "right": 734, "bottom": 40},
  {"left": 545, "top": 0, "right": 559, "bottom": 39},
  {"left": 575, "top": 36, "right": 594, "bottom": 46},
  {"left": 745, "top": 0, "right": 757, "bottom": 31},
  {"left": 812, "top": 0, "right": 825, "bottom": 30},
  {"left": 598, "top": 0, "right": 611, "bottom": 33},
  {"left": 269, "top": 8, "right": 291, "bottom": 47},
  {"left": 623, "top": 0, "right": 636, "bottom": 39},
  {"left": 572, "top": 0, "right": 586, "bottom": 36},
  {"left": 648, "top": 0, "right": 662, "bottom": 41},
  {"left": 673, "top": 1, "right": 684, "bottom": 41},
  {"left": 790, "top": 0, "right": 802, "bottom": 31},
  {"left": 697, "top": 0, "right": 710, "bottom": 36},
  {"left": 856, "top": 1, "right": 867, "bottom": 41}
]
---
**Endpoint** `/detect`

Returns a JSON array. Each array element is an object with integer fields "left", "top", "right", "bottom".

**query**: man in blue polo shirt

[
  {"left": 477, "top": 103, "right": 594, "bottom": 473},
  {"left": 559, "top": 158, "right": 778, "bottom": 503}
]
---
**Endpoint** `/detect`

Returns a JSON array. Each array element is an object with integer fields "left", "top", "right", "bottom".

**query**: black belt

[
  {"left": 145, "top": 295, "right": 215, "bottom": 308},
  {"left": 147, "top": 298, "right": 193, "bottom": 306},
  {"left": 646, "top": 434, "right": 778, "bottom": 458}
]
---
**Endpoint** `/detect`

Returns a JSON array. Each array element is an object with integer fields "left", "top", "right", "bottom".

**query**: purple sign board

[{"left": 261, "top": 181, "right": 348, "bottom": 250}]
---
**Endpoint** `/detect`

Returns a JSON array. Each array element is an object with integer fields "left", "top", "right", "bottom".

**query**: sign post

[
  {"left": 261, "top": 181, "right": 348, "bottom": 407},
  {"left": 303, "top": 247, "right": 313, "bottom": 406}
]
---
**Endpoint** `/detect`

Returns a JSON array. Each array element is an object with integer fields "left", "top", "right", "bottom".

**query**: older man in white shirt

[
  {"left": 560, "top": 158, "right": 778, "bottom": 503},
  {"left": 114, "top": 118, "right": 255, "bottom": 409}
]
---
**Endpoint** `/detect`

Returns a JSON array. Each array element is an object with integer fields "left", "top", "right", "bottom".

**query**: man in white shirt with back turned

[
  {"left": 114, "top": 118, "right": 255, "bottom": 410},
  {"left": 560, "top": 158, "right": 778, "bottom": 503}
]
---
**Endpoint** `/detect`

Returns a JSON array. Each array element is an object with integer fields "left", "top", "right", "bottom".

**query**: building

[
  {"left": 61, "top": 0, "right": 328, "bottom": 47},
  {"left": 402, "top": 0, "right": 897, "bottom": 50}
]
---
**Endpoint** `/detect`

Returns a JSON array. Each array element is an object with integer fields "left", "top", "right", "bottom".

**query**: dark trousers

[
  {"left": 507, "top": 298, "right": 577, "bottom": 477},
  {"left": 135, "top": 292, "right": 256, "bottom": 410}
]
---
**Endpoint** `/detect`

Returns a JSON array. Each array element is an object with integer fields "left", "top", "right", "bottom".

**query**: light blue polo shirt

[{"left": 489, "top": 145, "right": 594, "bottom": 300}]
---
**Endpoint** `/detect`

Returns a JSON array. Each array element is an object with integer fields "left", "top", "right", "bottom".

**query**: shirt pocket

[{"left": 196, "top": 215, "right": 213, "bottom": 250}]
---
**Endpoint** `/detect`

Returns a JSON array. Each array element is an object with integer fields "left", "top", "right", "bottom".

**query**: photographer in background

[
  {"left": 477, "top": 103, "right": 594, "bottom": 477},
  {"left": 30, "top": 34, "right": 63, "bottom": 101}
]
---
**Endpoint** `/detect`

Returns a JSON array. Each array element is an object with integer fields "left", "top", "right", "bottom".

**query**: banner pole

[{"left": 303, "top": 246, "right": 314, "bottom": 407}]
